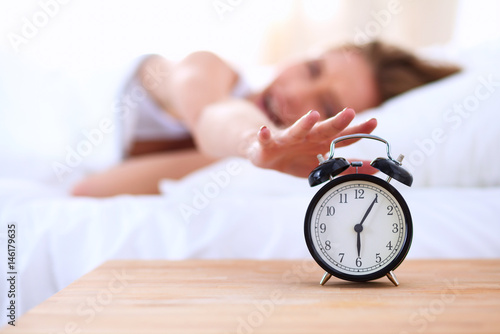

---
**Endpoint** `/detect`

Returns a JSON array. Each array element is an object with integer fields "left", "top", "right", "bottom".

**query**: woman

[{"left": 72, "top": 41, "right": 460, "bottom": 197}]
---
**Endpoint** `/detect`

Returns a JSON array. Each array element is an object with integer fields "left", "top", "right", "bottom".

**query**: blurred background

[
  {"left": 0, "top": 0, "right": 499, "bottom": 185},
  {"left": 1, "top": 0, "right": 499, "bottom": 71}
]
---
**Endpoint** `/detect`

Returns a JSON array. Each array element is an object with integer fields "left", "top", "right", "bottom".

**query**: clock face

[{"left": 304, "top": 174, "right": 412, "bottom": 282}]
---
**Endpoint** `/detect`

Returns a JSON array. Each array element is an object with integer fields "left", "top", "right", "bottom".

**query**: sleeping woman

[{"left": 72, "top": 40, "right": 460, "bottom": 197}]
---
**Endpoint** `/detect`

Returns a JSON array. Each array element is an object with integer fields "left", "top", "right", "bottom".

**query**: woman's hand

[{"left": 246, "top": 108, "right": 377, "bottom": 178}]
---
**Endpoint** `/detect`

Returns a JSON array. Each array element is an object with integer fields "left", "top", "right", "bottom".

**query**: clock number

[
  {"left": 356, "top": 257, "right": 362, "bottom": 267},
  {"left": 375, "top": 253, "right": 381, "bottom": 263},
  {"left": 325, "top": 240, "right": 332, "bottom": 251},
  {"left": 355, "top": 189, "right": 364, "bottom": 199},
  {"left": 386, "top": 241, "right": 393, "bottom": 250},
  {"left": 392, "top": 223, "right": 399, "bottom": 233},
  {"left": 338, "top": 253, "right": 345, "bottom": 263},
  {"left": 326, "top": 206, "right": 335, "bottom": 216},
  {"left": 339, "top": 193, "right": 348, "bottom": 204},
  {"left": 387, "top": 205, "right": 394, "bottom": 215},
  {"left": 319, "top": 223, "right": 327, "bottom": 233}
]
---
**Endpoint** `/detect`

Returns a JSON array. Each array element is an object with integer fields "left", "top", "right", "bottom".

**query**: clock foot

[
  {"left": 386, "top": 270, "right": 399, "bottom": 286},
  {"left": 320, "top": 272, "right": 332, "bottom": 285}
]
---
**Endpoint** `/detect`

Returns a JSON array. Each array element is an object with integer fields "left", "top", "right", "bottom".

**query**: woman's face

[{"left": 255, "top": 49, "right": 380, "bottom": 127}]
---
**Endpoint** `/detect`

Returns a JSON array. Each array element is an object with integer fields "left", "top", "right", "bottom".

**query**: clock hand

[
  {"left": 356, "top": 231, "right": 361, "bottom": 257},
  {"left": 353, "top": 194, "right": 378, "bottom": 258},
  {"left": 359, "top": 194, "right": 378, "bottom": 227}
]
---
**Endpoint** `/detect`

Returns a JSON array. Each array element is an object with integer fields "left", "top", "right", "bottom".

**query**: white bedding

[{"left": 1, "top": 41, "right": 500, "bottom": 323}]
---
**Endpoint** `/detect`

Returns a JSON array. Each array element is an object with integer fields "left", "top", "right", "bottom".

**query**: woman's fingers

[
  {"left": 312, "top": 108, "right": 356, "bottom": 140},
  {"left": 287, "top": 110, "right": 320, "bottom": 140},
  {"left": 256, "top": 108, "right": 376, "bottom": 155},
  {"left": 257, "top": 125, "right": 272, "bottom": 146},
  {"left": 256, "top": 110, "right": 321, "bottom": 149}
]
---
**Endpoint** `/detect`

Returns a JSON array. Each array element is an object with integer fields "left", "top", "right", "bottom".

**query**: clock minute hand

[
  {"left": 359, "top": 194, "right": 378, "bottom": 226},
  {"left": 354, "top": 194, "right": 378, "bottom": 258}
]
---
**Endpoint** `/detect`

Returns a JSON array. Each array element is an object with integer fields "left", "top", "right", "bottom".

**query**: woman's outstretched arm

[
  {"left": 73, "top": 52, "right": 377, "bottom": 197},
  {"left": 71, "top": 149, "right": 217, "bottom": 197},
  {"left": 163, "top": 52, "right": 377, "bottom": 177}
]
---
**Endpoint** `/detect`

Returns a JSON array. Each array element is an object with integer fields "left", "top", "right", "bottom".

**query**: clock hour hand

[{"left": 356, "top": 230, "right": 361, "bottom": 257}]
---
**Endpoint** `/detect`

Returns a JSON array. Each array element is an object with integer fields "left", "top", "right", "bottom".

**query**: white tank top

[{"left": 119, "top": 63, "right": 274, "bottom": 153}]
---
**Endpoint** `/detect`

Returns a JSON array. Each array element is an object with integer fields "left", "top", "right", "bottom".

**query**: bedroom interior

[{"left": 0, "top": 0, "right": 499, "bottom": 332}]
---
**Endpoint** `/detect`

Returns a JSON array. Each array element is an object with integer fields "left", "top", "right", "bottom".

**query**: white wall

[
  {"left": 0, "top": 0, "right": 499, "bottom": 71},
  {"left": 0, "top": 0, "right": 294, "bottom": 73}
]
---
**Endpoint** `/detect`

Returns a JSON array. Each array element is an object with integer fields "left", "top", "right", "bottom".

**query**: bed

[{"left": 1, "top": 41, "right": 499, "bottom": 323}]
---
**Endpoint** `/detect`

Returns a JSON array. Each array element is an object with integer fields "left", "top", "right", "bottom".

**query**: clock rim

[{"left": 304, "top": 173, "right": 413, "bottom": 283}]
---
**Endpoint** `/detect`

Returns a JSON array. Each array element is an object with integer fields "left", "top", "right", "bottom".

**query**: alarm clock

[{"left": 304, "top": 134, "right": 413, "bottom": 286}]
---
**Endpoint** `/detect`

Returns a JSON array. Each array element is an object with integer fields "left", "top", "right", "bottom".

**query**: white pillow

[{"left": 341, "top": 64, "right": 500, "bottom": 187}]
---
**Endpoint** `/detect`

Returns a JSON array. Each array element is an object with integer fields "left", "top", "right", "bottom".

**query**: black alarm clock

[{"left": 304, "top": 134, "right": 413, "bottom": 286}]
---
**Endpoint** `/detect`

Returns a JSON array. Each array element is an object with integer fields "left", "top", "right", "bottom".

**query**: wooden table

[{"left": 4, "top": 260, "right": 500, "bottom": 333}]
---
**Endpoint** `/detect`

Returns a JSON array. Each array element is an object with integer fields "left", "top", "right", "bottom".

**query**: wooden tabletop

[{"left": 4, "top": 259, "right": 500, "bottom": 333}]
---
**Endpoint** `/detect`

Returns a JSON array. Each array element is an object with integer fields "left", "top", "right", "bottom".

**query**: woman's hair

[{"left": 346, "top": 40, "right": 461, "bottom": 102}]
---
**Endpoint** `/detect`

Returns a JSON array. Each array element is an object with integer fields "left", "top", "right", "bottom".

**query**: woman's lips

[{"left": 261, "top": 92, "right": 284, "bottom": 126}]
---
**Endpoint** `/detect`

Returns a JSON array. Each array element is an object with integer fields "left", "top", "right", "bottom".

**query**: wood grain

[{"left": 3, "top": 260, "right": 500, "bottom": 333}]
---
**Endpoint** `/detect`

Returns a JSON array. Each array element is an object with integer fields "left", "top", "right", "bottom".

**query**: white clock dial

[{"left": 305, "top": 174, "right": 412, "bottom": 281}]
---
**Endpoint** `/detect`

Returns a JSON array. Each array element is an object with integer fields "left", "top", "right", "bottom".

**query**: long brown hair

[{"left": 345, "top": 41, "right": 461, "bottom": 103}]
